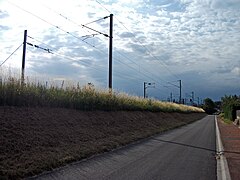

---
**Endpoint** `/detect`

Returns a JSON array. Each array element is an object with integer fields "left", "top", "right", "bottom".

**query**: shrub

[{"left": 221, "top": 95, "right": 240, "bottom": 121}]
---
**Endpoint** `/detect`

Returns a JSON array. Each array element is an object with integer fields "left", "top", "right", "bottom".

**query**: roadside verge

[
  {"left": 0, "top": 106, "right": 206, "bottom": 179},
  {"left": 215, "top": 115, "right": 231, "bottom": 180}
]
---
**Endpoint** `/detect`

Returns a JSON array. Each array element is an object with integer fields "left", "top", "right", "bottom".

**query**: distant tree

[
  {"left": 215, "top": 101, "right": 221, "bottom": 110},
  {"left": 203, "top": 98, "right": 216, "bottom": 114}
]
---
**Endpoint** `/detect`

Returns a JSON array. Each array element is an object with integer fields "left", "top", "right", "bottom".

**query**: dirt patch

[
  {"left": 0, "top": 106, "right": 206, "bottom": 179},
  {"left": 218, "top": 117, "right": 240, "bottom": 180}
]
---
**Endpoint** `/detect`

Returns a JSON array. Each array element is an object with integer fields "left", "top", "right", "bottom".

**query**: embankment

[{"left": 0, "top": 106, "right": 206, "bottom": 179}]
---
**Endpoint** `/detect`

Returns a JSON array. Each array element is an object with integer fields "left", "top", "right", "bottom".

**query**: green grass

[
  {"left": 0, "top": 76, "right": 204, "bottom": 113},
  {"left": 219, "top": 113, "right": 232, "bottom": 124},
  {"left": 223, "top": 118, "right": 232, "bottom": 124}
]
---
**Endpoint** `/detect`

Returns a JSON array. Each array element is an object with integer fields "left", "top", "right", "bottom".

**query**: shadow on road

[{"left": 152, "top": 138, "right": 240, "bottom": 155}]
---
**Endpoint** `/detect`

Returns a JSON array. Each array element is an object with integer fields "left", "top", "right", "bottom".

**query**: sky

[{"left": 0, "top": 0, "right": 239, "bottom": 102}]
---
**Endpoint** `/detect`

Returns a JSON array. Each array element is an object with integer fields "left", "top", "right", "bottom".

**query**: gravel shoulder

[{"left": 218, "top": 117, "right": 240, "bottom": 180}]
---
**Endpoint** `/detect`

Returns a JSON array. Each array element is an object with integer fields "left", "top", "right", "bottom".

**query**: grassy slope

[
  {"left": 0, "top": 77, "right": 205, "bottom": 179},
  {"left": 0, "top": 106, "right": 206, "bottom": 179},
  {"left": 0, "top": 77, "right": 204, "bottom": 113}
]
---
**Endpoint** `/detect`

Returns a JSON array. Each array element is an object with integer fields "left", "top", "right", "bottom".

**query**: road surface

[{"left": 32, "top": 115, "right": 216, "bottom": 180}]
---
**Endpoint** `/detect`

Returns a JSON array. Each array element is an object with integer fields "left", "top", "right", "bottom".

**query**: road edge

[{"left": 215, "top": 115, "right": 231, "bottom": 180}]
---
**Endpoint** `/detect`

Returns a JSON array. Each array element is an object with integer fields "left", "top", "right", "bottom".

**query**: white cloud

[
  {"left": 232, "top": 67, "right": 240, "bottom": 76},
  {"left": 0, "top": 0, "right": 239, "bottom": 100}
]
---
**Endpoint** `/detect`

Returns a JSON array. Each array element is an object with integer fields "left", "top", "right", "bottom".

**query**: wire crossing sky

[{"left": 0, "top": 0, "right": 239, "bottom": 101}]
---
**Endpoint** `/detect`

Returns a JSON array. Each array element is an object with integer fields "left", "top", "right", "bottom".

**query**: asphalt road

[{"left": 32, "top": 115, "right": 216, "bottom": 180}]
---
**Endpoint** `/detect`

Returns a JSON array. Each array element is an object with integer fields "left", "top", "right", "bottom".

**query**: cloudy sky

[{"left": 0, "top": 0, "right": 239, "bottom": 102}]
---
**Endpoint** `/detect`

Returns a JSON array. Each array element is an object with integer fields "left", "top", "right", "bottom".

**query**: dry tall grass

[{"left": 0, "top": 76, "right": 204, "bottom": 113}]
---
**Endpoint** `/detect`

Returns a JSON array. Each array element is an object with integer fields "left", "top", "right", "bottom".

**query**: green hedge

[{"left": 221, "top": 95, "right": 240, "bottom": 121}]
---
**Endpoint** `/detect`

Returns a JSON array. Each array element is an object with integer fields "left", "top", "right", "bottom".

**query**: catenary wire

[
  {"left": 26, "top": 40, "right": 107, "bottom": 74},
  {"left": 36, "top": 2, "right": 172, "bottom": 87},
  {"left": 7, "top": 1, "right": 103, "bottom": 49},
  {"left": 37, "top": 2, "right": 177, "bottom": 90},
  {"left": 38, "top": 2, "right": 109, "bottom": 37},
  {"left": 8, "top": 1, "right": 180, "bottom": 96},
  {"left": 0, "top": 43, "right": 22, "bottom": 67},
  {"left": 93, "top": 0, "right": 182, "bottom": 89},
  {"left": 94, "top": 0, "right": 181, "bottom": 80}
]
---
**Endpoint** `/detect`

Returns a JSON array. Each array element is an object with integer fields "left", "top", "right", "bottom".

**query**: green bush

[
  {"left": 202, "top": 98, "right": 216, "bottom": 114},
  {"left": 221, "top": 95, "right": 240, "bottom": 121}
]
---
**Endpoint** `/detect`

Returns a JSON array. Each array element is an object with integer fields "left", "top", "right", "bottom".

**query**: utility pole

[
  {"left": 179, "top": 80, "right": 182, "bottom": 104},
  {"left": 143, "top": 82, "right": 155, "bottom": 98},
  {"left": 109, "top": 14, "right": 113, "bottom": 90},
  {"left": 191, "top": 91, "right": 194, "bottom": 104},
  {"left": 21, "top": 30, "right": 27, "bottom": 84},
  {"left": 170, "top": 92, "right": 173, "bottom": 102},
  {"left": 144, "top": 82, "right": 147, "bottom": 98},
  {"left": 82, "top": 15, "right": 113, "bottom": 90}
]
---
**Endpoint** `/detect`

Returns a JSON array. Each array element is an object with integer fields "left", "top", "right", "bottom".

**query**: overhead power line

[
  {"left": 94, "top": 0, "right": 181, "bottom": 81},
  {"left": 36, "top": 3, "right": 154, "bottom": 86},
  {"left": 84, "top": 16, "right": 109, "bottom": 26},
  {"left": 26, "top": 36, "right": 107, "bottom": 74},
  {"left": 27, "top": 44, "right": 146, "bottom": 87},
  {"left": 82, "top": 24, "right": 109, "bottom": 37},
  {"left": 95, "top": 0, "right": 112, "bottom": 14},
  {"left": 0, "top": 43, "right": 22, "bottom": 67},
  {"left": 114, "top": 57, "right": 173, "bottom": 91},
  {"left": 39, "top": 2, "right": 150, "bottom": 90},
  {"left": 27, "top": 35, "right": 58, "bottom": 51},
  {"left": 9, "top": 1, "right": 114, "bottom": 88},
  {"left": 28, "top": 34, "right": 102, "bottom": 58},
  {"left": 26, "top": 42, "right": 53, "bottom": 53},
  {"left": 39, "top": 2, "right": 110, "bottom": 38},
  {"left": 93, "top": 2, "right": 179, "bottom": 89},
  {"left": 33, "top": 2, "right": 112, "bottom": 52},
  {"left": 28, "top": 34, "right": 108, "bottom": 70},
  {"left": 51, "top": 51, "right": 106, "bottom": 74},
  {"left": 7, "top": 0, "right": 182, "bottom": 95},
  {"left": 7, "top": 1, "right": 103, "bottom": 49},
  {"left": 114, "top": 50, "right": 173, "bottom": 86},
  {"left": 167, "top": 81, "right": 181, "bottom": 88}
]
